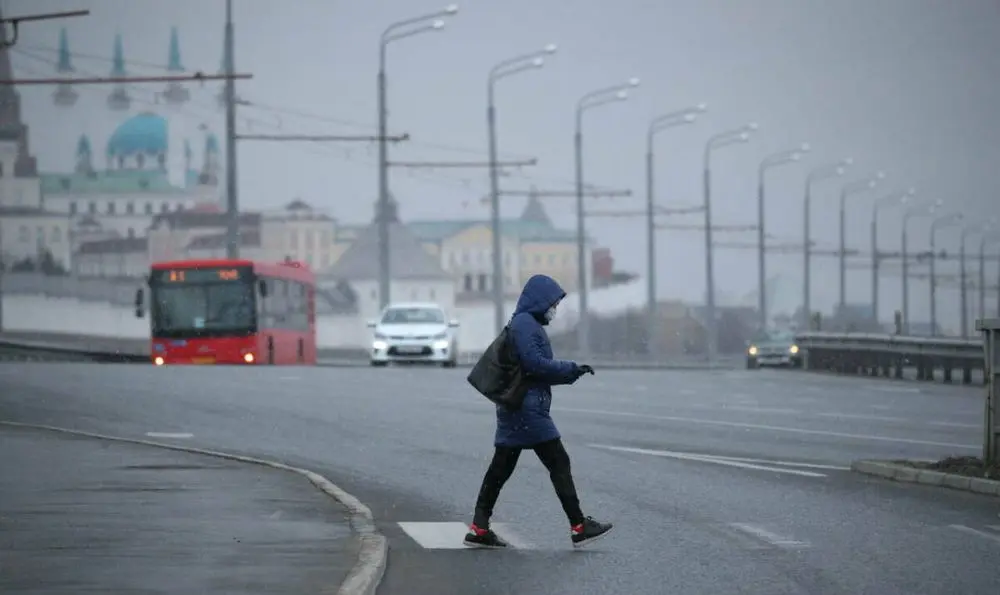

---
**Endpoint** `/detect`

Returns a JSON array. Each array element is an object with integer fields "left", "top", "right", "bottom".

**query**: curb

[
  {"left": 851, "top": 459, "right": 1000, "bottom": 497},
  {"left": 0, "top": 420, "right": 387, "bottom": 595}
]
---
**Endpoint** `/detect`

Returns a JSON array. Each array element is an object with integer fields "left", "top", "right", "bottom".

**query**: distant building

[
  {"left": 40, "top": 112, "right": 222, "bottom": 243},
  {"left": 333, "top": 191, "right": 602, "bottom": 300},
  {"left": 0, "top": 20, "right": 71, "bottom": 272},
  {"left": 318, "top": 195, "right": 454, "bottom": 318}
]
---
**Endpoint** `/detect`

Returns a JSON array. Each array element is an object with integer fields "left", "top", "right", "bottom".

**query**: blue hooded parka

[{"left": 494, "top": 274, "right": 581, "bottom": 448}]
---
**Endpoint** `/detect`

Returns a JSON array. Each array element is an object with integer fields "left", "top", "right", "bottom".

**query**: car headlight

[
  {"left": 372, "top": 340, "right": 388, "bottom": 350},
  {"left": 748, "top": 345, "right": 758, "bottom": 356},
  {"left": 789, "top": 344, "right": 799, "bottom": 355}
]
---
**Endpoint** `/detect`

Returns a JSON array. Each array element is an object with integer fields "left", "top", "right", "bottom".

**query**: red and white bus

[{"left": 135, "top": 258, "right": 317, "bottom": 365}]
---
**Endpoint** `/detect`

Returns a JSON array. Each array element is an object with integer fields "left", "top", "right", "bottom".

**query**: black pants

[{"left": 473, "top": 438, "right": 585, "bottom": 527}]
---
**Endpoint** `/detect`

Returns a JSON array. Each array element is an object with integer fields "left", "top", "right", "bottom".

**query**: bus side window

[
  {"left": 273, "top": 279, "right": 289, "bottom": 326},
  {"left": 257, "top": 277, "right": 270, "bottom": 327},
  {"left": 292, "top": 282, "right": 308, "bottom": 331}
]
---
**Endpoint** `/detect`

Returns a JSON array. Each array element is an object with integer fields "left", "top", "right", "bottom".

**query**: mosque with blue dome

[{"left": 39, "top": 111, "right": 223, "bottom": 243}]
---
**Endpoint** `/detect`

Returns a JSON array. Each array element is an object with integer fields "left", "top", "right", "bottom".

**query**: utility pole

[{"left": 223, "top": 0, "right": 239, "bottom": 259}]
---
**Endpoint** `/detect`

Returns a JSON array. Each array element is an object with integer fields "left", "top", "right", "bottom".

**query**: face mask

[{"left": 544, "top": 304, "right": 557, "bottom": 322}]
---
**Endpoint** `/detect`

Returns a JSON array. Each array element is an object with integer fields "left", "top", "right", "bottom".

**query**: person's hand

[{"left": 577, "top": 364, "right": 595, "bottom": 376}]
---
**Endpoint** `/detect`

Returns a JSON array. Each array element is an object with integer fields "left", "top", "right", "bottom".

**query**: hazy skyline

[{"left": 6, "top": 0, "right": 1000, "bottom": 330}]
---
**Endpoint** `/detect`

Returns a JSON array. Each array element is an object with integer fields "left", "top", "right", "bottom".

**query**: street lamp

[
  {"left": 871, "top": 187, "right": 916, "bottom": 323},
  {"left": 645, "top": 103, "right": 706, "bottom": 351},
  {"left": 757, "top": 143, "right": 809, "bottom": 331},
  {"left": 838, "top": 172, "right": 885, "bottom": 312},
  {"left": 802, "top": 158, "right": 851, "bottom": 328},
  {"left": 901, "top": 199, "right": 943, "bottom": 333},
  {"left": 703, "top": 122, "right": 758, "bottom": 360},
  {"left": 574, "top": 77, "right": 640, "bottom": 357},
  {"left": 929, "top": 212, "right": 963, "bottom": 336},
  {"left": 376, "top": 4, "right": 458, "bottom": 310},
  {"left": 487, "top": 43, "right": 557, "bottom": 336}
]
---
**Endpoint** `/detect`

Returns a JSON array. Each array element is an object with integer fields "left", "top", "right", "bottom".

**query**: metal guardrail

[
  {"left": 0, "top": 331, "right": 742, "bottom": 369},
  {"left": 0, "top": 339, "right": 147, "bottom": 363},
  {"left": 794, "top": 329, "right": 986, "bottom": 385}
]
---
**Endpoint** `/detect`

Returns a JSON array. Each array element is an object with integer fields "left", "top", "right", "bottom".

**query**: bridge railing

[{"left": 794, "top": 328, "right": 987, "bottom": 385}]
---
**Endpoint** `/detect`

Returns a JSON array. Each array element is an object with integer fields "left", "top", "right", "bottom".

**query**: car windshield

[
  {"left": 381, "top": 307, "right": 445, "bottom": 325},
  {"left": 752, "top": 330, "right": 795, "bottom": 344},
  {"left": 151, "top": 282, "right": 256, "bottom": 337}
]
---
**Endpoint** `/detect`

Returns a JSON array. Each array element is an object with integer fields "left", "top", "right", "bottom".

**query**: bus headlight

[
  {"left": 243, "top": 353, "right": 255, "bottom": 363},
  {"left": 153, "top": 356, "right": 165, "bottom": 366},
  {"left": 789, "top": 344, "right": 799, "bottom": 355}
]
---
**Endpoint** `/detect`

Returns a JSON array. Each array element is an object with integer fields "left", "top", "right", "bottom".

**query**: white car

[{"left": 368, "top": 302, "right": 460, "bottom": 367}]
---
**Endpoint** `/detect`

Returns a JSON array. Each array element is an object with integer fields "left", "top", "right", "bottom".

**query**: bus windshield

[{"left": 151, "top": 282, "right": 256, "bottom": 338}]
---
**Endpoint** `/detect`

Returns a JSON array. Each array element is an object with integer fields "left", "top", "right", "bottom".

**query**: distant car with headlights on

[
  {"left": 746, "top": 329, "right": 802, "bottom": 369},
  {"left": 368, "top": 302, "right": 460, "bottom": 367}
]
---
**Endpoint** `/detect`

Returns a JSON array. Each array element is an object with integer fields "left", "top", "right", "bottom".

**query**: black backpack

[{"left": 466, "top": 325, "right": 529, "bottom": 410}]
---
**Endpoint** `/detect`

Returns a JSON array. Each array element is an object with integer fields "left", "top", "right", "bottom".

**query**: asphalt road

[
  {"left": 1, "top": 363, "right": 997, "bottom": 595},
  {"left": 0, "top": 423, "right": 357, "bottom": 594}
]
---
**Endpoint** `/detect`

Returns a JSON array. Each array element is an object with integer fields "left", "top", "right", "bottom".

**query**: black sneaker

[
  {"left": 462, "top": 524, "right": 510, "bottom": 549},
  {"left": 570, "top": 516, "right": 613, "bottom": 548}
]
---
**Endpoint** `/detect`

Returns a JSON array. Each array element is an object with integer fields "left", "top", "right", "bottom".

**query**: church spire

[
  {"left": 53, "top": 27, "right": 78, "bottom": 107},
  {"left": 161, "top": 26, "right": 189, "bottom": 105},
  {"left": 520, "top": 186, "right": 552, "bottom": 226},
  {"left": 107, "top": 33, "right": 131, "bottom": 111},
  {"left": 0, "top": 6, "right": 38, "bottom": 178}
]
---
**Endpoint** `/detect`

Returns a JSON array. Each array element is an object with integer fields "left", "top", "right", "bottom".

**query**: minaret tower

[
  {"left": 161, "top": 27, "right": 190, "bottom": 105},
  {"left": 53, "top": 27, "right": 78, "bottom": 107},
  {"left": 107, "top": 33, "right": 131, "bottom": 111}
]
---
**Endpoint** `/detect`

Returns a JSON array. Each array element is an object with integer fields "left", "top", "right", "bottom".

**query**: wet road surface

[
  {"left": 1, "top": 363, "right": 998, "bottom": 594},
  {"left": 0, "top": 424, "right": 358, "bottom": 595}
]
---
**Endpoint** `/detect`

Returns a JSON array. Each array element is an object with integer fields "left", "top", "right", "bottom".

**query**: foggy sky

[{"left": 7, "top": 0, "right": 1000, "bottom": 331}]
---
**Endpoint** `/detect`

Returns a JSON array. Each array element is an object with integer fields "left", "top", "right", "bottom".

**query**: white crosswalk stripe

[{"left": 397, "top": 522, "right": 533, "bottom": 549}]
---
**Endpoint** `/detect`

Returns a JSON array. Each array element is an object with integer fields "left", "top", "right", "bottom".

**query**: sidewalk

[{"left": 0, "top": 426, "right": 359, "bottom": 594}]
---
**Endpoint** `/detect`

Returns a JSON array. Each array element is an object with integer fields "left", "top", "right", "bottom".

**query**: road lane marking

[
  {"left": 948, "top": 524, "right": 1000, "bottom": 545},
  {"left": 729, "top": 523, "right": 810, "bottom": 548},
  {"left": 144, "top": 432, "right": 194, "bottom": 439},
  {"left": 588, "top": 444, "right": 829, "bottom": 477},
  {"left": 397, "top": 522, "right": 531, "bottom": 549},
  {"left": 562, "top": 406, "right": 978, "bottom": 450},
  {"left": 686, "top": 453, "right": 850, "bottom": 471}
]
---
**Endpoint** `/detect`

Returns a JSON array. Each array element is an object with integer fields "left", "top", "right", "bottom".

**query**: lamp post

[
  {"left": 901, "top": 200, "right": 942, "bottom": 333},
  {"left": 802, "top": 159, "right": 851, "bottom": 328},
  {"left": 574, "top": 77, "right": 640, "bottom": 357},
  {"left": 871, "top": 188, "right": 916, "bottom": 323},
  {"left": 703, "top": 123, "right": 758, "bottom": 360},
  {"left": 376, "top": 4, "right": 458, "bottom": 310},
  {"left": 645, "top": 104, "right": 706, "bottom": 352},
  {"left": 929, "top": 212, "right": 963, "bottom": 336},
  {"left": 487, "top": 44, "right": 557, "bottom": 336},
  {"left": 838, "top": 172, "right": 885, "bottom": 313},
  {"left": 757, "top": 143, "right": 809, "bottom": 331}
]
